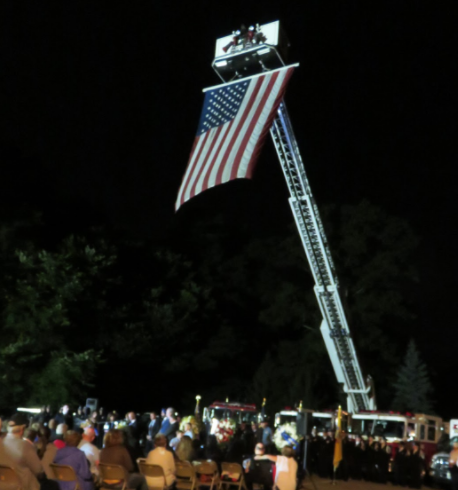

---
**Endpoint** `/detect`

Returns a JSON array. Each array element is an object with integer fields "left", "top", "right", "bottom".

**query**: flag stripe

[
  {"left": 193, "top": 80, "right": 259, "bottom": 197},
  {"left": 188, "top": 124, "right": 225, "bottom": 200},
  {"left": 193, "top": 118, "right": 235, "bottom": 199},
  {"left": 245, "top": 68, "right": 294, "bottom": 178},
  {"left": 231, "top": 71, "right": 281, "bottom": 180},
  {"left": 215, "top": 76, "right": 265, "bottom": 186},
  {"left": 176, "top": 133, "right": 209, "bottom": 208},
  {"left": 177, "top": 131, "right": 210, "bottom": 204},
  {"left": 183, "top": 127, "right": 218, "bottom": 204},
  {"left": 175, "top": 65, "right": 296, "bottom": 211},
  {"left": 201, "top": 119, "right": 235, "bottom": 191},
  {"left": 225, "top": 71, "right": 286, "bottom": 181}
]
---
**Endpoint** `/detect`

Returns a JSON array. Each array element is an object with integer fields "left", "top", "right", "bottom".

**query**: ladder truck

[
  {"left": 191, "top": 23, "right": 441, "bottom": 460},
  {"left": 212, "top": 20, "right": 374, "bottom": 415}
]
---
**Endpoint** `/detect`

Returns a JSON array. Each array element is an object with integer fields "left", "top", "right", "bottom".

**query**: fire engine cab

[
  {"left": 203, "top": 400, "right": 260, "bottom": 425},
  {"left": 351, "top": 411, "right": 442, "bottom": 463}
]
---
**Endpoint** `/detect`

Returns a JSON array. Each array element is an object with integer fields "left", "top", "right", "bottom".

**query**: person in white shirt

[
  {"left": 78, "top": 427, "right": 100, "bottom": 477},
  {"left": 146, "top": 434, "right": 176, "bottom": 488},
  {"left": 255, "top": 445, "right": 297, "bottom": 490},
  {"left": 2, "top": 416, "right": 43, "bottom": 490}
]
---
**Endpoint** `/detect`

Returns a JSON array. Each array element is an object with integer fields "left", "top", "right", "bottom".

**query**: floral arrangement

[
  {"left": 180, "top": 415, "right": 202, "bottom": 436},
  {"left": 273, "top": 422, "right": 302, "bottom": 451},
  {"left": 212, "top": 418, "right": 237, "bottom": 446}
]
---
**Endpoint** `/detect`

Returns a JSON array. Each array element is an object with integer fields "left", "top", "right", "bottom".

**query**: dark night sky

[{"left": 1, "top": 1, "right": 457, "bottom": 415}]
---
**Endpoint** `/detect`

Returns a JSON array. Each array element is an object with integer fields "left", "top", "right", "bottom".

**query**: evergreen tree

[{"left": 392, "top": 340, "right": 434, "bottom": 413}]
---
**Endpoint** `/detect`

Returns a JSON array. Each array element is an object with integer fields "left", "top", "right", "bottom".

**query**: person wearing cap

[{"left": 2, "top": 414, "right": 43, "bottom": 490}]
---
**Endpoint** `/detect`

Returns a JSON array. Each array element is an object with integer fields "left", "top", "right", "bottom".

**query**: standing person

[
  {"left": 159, "top": 409, "right": 169, "bottom": 435},
  {"left": 394, "top": 441, "right": 408, "bottom": 486},
  {"left": 252, "top": 422, "right": 263, "bottom": 446},
  {"left": 308, "top": 430, "right": 321, "bottom": 475},
  {"left": 126, "top": 412, "right": 141, "bottom": 447},
  {"left": 351, "top": 435, "right": 363, "bottom": 480},
  {"left": 318, "top": 431, "right": 334, "bottom": 479},
  {"left": 338, "top": 432, "right": 352, "bottom": 481},
  {"left": 145, "top": 412, "right": 161, "bottom": 455},
  {"left": 98, "top": 407, "right": 106, "bottom": 422},
  {"left": 159, "top": 408, "right": 179, "bottom": 442},
  {"left": 378, "top": 437, "right": 391, "bottom": 484},
  {"left": 407, "top": 441, "right": 425, "bottom": 489},
  {"left": 359, "top": 439, "right": 369, "bottom": 481},
  {"left": 370, "top": 441, "right": 381, "bottom": 482},
  {"left": 261, "top": 420, "right": 273, "bottom": 450},
  {"left": 146, "top": 434, "right": 176, "bottom": 488},
  {"left": 53, "top": 431, "right": 94, "bottom": 490},
  {"left": 255, "top": 445, "right": 298, "bottom": 490},
  {"left": 366, "top": 436, "right": 377, "bottom": 481},
  {"left": 449, "top": 440, "right": 458, "bottom": 490},
  {"left": 55, "top": 405, "right": 74, "bottom": 430}
]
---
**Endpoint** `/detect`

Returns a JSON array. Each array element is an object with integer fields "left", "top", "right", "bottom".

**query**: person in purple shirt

[{"left": 53, "top": 431, "right": 94, "bottom": 490}]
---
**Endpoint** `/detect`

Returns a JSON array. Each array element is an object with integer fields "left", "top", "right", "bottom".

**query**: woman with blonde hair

[{"left": 176, "top": 435, "right": 195, "bottom": 462}]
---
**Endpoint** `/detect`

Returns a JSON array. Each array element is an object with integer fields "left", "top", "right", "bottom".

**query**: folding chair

[
  {"left": 98, "top": 463, "right": 131, "bottom": 490},
  {"left": 50, "top": 464, "right": 80, "bottom": 490},
  {"left": 176, "top": 461, "right": 197, "bottom": 490},
  {"left": 195, "top": 460, "right": 219, "bottom": 490},
  {"left": 137, "top": 462, "right": 168, "bottom": 490},
  {"left": 219, "top": 463, "right": 247, "bottom": 490},
  {"left": 0, "top": 464, "right": 22, "bottom": 490}
]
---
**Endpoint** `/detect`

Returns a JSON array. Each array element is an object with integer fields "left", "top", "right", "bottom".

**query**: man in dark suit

[
  {"left": 159, "top": 407, "right": 179, "bottom": 442},
  {"left": 126, "top": 412, "right": 141, "bottom": 447},
  {"left": 145, "top": 412, "right": 161, "bottom": 455}
]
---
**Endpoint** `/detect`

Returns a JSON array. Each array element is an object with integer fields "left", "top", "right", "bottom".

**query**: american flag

[{"left": 175, "top": 65, "right": 296, "bottom": 210}]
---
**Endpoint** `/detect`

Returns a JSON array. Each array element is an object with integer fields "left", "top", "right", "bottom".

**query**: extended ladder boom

[{"left": 270, "top": 102, "right": 375, "bottom": 413}]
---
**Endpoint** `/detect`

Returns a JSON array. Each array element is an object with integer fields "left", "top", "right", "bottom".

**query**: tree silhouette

[{"left": 392, "top": 339, "right": 434, "bottom": 413}]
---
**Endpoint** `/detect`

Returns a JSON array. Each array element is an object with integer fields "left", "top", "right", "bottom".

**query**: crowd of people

[
  {"left": 1, "top": 403, "right": 444, "bottom": 490},
  {"left": 307, "top": 430, "right": 427, "bottom": 489},
  {"left": 0, "top": 404, "right": 297, "bottom": 490}
]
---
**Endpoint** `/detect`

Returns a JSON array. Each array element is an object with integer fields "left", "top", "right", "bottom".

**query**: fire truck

[
  {"left": 429, "top": 419, "right": 458, "bottom": 486},
  {"left": 203, "top": 400, "right": 260, "bottom": 426},
  {"left": 211, "top": 20, "right": 441, "bottom": 462}
]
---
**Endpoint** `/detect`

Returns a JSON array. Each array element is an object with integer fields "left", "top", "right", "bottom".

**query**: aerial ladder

[{"left": 211, "top": 21, "right": 375, "bottom": 413}]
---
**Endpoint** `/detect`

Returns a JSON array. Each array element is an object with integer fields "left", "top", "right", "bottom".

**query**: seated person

[
  {"left": 169, "top": 430, "right": 183, "bottom": 451},
  {"left": 244, "top": 442, "right": 274, "bottom": 490},
  {"left": 53, "top": 431, "right": 94, "bottom": 490},
  {"left": 2, "top": 415, "right": 44, "bottom": 490},
  {"left": 255, "top": 445, "right": 297, "bottom": 490},
  {"left": 99, "top": 429, "right": 147, "bottom": 490},
  {"left": 146, "top": 434, "right": 176, "bottom": 488}
]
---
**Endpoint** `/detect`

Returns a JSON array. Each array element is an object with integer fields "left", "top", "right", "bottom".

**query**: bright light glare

[
  {"left": 17, "top": 407, "right": 41, "bottom": 413},
  {"left": 215, "top": 60, "right": 228, "bottom": 67}
]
